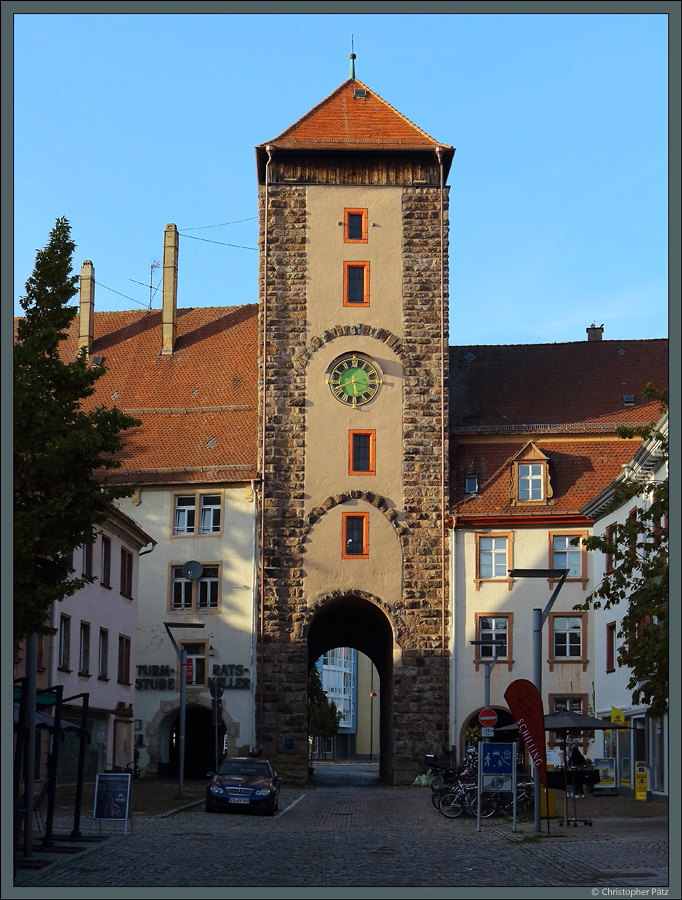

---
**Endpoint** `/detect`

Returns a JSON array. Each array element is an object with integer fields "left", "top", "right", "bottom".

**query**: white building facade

[{"left": 584, "top": 414, "right": 668, "bottom": 802}]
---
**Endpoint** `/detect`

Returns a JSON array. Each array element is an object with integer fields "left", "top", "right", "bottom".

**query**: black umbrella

[
  {"left": 500, "top": 710, "right": 627, "bottom": 826},
  {"left": 543, "top": 709, "right": 627, "bottom": 732},
  {"left": 544, "top": 710, "right": 627, "bottom": 826}
]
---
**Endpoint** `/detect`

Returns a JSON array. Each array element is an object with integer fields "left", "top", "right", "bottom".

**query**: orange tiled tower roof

[{"left": 261, "top": 79, "right": 454, "bottom": 152}]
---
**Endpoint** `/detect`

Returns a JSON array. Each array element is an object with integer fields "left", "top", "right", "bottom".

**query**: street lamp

[
  {"left": 164, "top": 621, "right": 205, "bottom": 798},
  {"left": 469, "top": 640, "right": 506, "bottom": 709},
  {"left": 508, "top": 567, "right": 569, "bottom": 834},
  {"left": 369, "top": 676, "right": 378, "bottom": 761}
]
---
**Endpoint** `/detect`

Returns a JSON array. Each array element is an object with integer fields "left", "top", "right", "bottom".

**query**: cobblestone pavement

[{"left": 9, "top": 777, "right": 672, "bottom": 896}]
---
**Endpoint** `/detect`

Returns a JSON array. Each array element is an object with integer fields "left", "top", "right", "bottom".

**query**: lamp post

[
  {"left": 369, "top": 677, "right": 378, "bottom": 761},
  {"left": 164, "top": 621, "right": 205, "bottom": 798},
  {"left": 469, "top": 640, "right": 506, "bottom": 709},
  {"left": 508, "top": 567, "right": 569, "bottom": 833}
]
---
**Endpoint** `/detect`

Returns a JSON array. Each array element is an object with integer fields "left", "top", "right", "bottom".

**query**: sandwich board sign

[{"left": 93, "top": 772, "right": 132, "bottom": 834}]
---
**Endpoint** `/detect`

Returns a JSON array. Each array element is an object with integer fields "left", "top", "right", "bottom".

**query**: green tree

[
  {"left": 575, "top": 384, "right": 668, "bottom": 715},
  {"left": 308, "top": 663, "right": 342, "bottom": 765},
  {"left": 14, "top": 217, "right": 140, "bottom": 644}
]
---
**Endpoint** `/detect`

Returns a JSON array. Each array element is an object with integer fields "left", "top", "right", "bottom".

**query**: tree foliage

[
  {"left": 575, "top": 384, "right": 668, "bottom": 715},
  {"left": 14, "top": 217, "right": 140, "bottom": 644},
  {"left": 308, "top": 663, "right": 342, "bottom": 761}
]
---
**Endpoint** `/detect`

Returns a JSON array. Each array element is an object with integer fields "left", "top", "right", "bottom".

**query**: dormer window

[
  {"left": 464, "top": 475, "right": 479, "bottom": 496},
  {"left": 510, "top": 442, "right": 553, "bottom": 505},
  {"left": 518, "top": 464, "right": 543, "bottom": 501}
]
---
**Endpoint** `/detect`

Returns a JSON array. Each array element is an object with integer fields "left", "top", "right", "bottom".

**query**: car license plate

[{"left": 229, "top": 797, "right": 250, "bottom": 804}]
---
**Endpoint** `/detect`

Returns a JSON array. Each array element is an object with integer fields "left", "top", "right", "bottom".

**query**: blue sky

[{"left": 13, "top": 11, "right": 669, "bottom": 345}]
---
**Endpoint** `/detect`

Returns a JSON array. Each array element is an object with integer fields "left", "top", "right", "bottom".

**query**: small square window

[
  {"left": 478, "top": 616, "right": 508, "bottom": 659},
  {"left": 465, "top": 475, "right": 478, "bottom": 495},
  {"left": 552, "top": 616, "right": 584, "bottom": 658},
  {"left": 342, "top": 513, "right": 369, "bottom": 559},
  {"left": 344, "top": 208, "right": 368, "bottom": 243},
  {"left": 552, "top": 535, "right": 582, "bottom": 577},
  {"left": 349, "top": 431, "right": 375, "bottom": 475},
  {"left": 169, "top": 563, "right": 221, "bottom": 613},
  {"left": 343, "top": 262, "right": 369, "bottom": 306}
]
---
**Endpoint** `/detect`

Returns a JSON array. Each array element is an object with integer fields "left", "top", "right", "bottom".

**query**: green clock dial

[{"left": 328, "top": 355, "right": 381, "bottom": 407}]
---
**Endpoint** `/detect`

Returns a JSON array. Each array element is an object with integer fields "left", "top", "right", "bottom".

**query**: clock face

[{"left": 328, "top": 355, "right": 381, "bottom": 407}]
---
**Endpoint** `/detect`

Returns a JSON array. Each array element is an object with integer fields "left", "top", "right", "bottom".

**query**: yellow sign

[
  {"left": 635, "top": 767, "right": 648, "bottom": 800},
  {"left": 611, "top": 706, "right": 626, "bottom": 724}
]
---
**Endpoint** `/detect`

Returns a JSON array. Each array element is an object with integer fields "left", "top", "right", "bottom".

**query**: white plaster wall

[
  {"left": 453, "top": 526, "right": 597, "bottom": 751},
  {"left": 117, "top": 483, "right": 257, "bottom": 770},
  {"left": 57, "top": 524, "right": 139, "bottom": 767}
]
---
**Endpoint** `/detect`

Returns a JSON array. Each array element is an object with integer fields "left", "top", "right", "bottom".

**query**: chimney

[
  {"left": 586, "top": 323, "right": 604, "bottom": 342},
  {"left": 161, "top": 223, "right": 179, "bottom": 356},
  {"left": 78, "top": 260, "right": 95, "bottom": 354}
]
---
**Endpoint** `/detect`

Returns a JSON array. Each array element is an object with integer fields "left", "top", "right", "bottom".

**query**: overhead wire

[{"left": 92, "top": 218, "right": 256, "bottom": 307}]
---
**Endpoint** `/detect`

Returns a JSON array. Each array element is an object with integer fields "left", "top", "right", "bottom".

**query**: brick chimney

[
  {"left": 586, "top": 323, "right": 604, "bottom": 342},
  {"left": 161, "top": 223, "right": 179, "bottom": 356},
  {"left": 78, "top": 260, "right": 95, "bottom": 353}
]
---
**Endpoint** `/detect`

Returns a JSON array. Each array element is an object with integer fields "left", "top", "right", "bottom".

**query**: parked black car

[{"left": 206, "top": 758, "right": 281, "bottom": 816}]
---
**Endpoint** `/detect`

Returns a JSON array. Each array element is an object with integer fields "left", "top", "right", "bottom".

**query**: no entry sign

[{"left": 478, "top": 708, "right": 498, "bottom": 727}]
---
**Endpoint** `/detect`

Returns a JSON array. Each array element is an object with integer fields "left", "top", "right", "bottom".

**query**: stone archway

[{"left": 306, "top": 593, "right": 395, "bottom": 784}]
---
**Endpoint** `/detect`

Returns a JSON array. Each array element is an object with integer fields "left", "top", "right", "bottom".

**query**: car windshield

[{"left": 218, "top": 759, "right": 271, "bottom": 777}]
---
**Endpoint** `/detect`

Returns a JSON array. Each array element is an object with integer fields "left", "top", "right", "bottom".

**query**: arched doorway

[
  {"left": 307, "top": 594, "right": 394, "bottom": 784},
  {"left": 168, "top": 706, "right": 223, "bottom": 779}
]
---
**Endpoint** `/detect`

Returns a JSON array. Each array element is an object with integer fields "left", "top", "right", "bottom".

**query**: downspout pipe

[
  {"left": 259, "top": 145, "right": 274, "bottom": 752},
  {"left": 436, "top": 145, "right": 448, "bottom": 750}
]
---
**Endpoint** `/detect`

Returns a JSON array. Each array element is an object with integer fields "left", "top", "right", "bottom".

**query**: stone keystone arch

[{"left": 292, "top": 323, "right": 407, "bottom": 372}]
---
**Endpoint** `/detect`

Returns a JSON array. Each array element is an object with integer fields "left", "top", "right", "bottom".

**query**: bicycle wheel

[
  {"left": 467, "top": 788, "right": 497, "bottom": 818},
  {"left": 439, "top": 790, "right": 465, "bottom": 818},
  {"left": 432, "top": 786, "right": 449, "bottom": 810}
]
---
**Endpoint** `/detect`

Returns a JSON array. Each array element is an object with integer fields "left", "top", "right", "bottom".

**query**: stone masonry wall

[
  {"left": 393, "top": 186, "right": 450, "bottom": 781},
  {"left": 258, "top": 184, "right": 309, "bottom": 777},
  {"left": 258, "top": 182, "right": 450, "bottom": 784}
]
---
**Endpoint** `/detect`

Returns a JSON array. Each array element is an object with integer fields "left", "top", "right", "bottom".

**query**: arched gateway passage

[{"left": 307, "top": 594, "right": 394, "bottom": 784}]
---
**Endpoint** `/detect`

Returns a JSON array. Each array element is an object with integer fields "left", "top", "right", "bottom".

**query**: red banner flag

[{"left": 504, "top": 679, "right": 547, "bottom": 787}]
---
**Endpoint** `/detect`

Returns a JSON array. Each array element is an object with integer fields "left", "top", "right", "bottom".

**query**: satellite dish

[{"left": 182, "top": 560, "right": 203, "bottom": 582}]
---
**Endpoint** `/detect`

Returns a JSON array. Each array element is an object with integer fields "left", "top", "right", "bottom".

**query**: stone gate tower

[{"left": 256, "top": 77, "right": 454, "bottom": 784}]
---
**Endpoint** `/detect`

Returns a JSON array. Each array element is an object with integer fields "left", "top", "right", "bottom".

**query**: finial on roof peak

[{"left": 349, "top": 35, "right": 356, "bottom": 80}]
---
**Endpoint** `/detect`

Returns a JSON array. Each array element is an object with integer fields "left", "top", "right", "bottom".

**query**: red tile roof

[
  {"left": 261, "top": 79, "right": 453, "bottom": 151},
  {"left": 58, "top": 305, "right": 258, "bottom": 485},
  {"left": 450, "top": 339, "right": 668, "bottom": 433},
  {"left": 452, "top": 438, "right": 641, "bottom": 520}
]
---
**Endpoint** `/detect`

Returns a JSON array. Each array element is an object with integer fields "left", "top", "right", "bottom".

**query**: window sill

[
  {"left": 117, "top": 681, "right": 132, "bottom": 687},
  {"left": 474, "top": 578, "right": 514, "bottom": 592},
  {"left": 474, "top": 658, "right": 514, "bottom": 673},
  {"left": 548, "top": 657, "right": 588, "bottom": 673},
  {"left": 606, "top": 667, "right": 616, "bottom": 674},
  {"left": 101, "top": 584, "right": 112, "bottom": 591},
  {"left": 97, "top": 676, "right": 110, "bottom": 682},
  {"left": 120, "top": 593, "right": 134, "bottom": 601},
  {"left": 78, "top": 672, "right": 92, "bottom": 678},
  {"left": 58, "top": 666, "right": 72, "bottom": 673}
]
